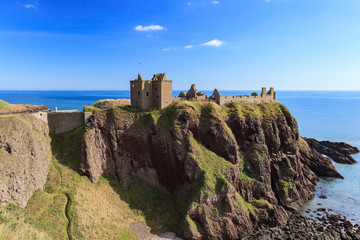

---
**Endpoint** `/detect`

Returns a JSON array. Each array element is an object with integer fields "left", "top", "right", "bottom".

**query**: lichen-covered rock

[
  {"left": 0, "top": 115, "right": 51, "bottom": 208},
  {"left": 81, "top": 102, "right": 343, "bottom": 239}
]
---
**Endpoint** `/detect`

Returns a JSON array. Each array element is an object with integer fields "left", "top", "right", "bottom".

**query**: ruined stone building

[
  {"left": 178, "top": 84, "right": 207, "bottom": 100},
  {"left": 178, "top": 85, "right": 276, "bottom": 105},
  {"left": 209, "top": 87, "right": 276, "bottom": 106},
  {"left": 130, "top": 73, "right": 172, "bottom": 110}
]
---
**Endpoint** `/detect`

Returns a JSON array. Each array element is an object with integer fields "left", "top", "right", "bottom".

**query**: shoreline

[{"left": 246, "top": 211, "right": 360, "bottom": 239}]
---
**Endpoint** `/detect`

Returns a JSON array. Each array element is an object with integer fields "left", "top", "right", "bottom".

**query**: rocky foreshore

[
  {"left": 246, "top": 211, "right": 360, "bottom": 240},
  {"left": 304, "top": 138, "right": 359, "bottom": 164}
]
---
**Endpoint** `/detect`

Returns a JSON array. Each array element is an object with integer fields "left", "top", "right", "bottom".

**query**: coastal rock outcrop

[
  {"left": 81, "top": 102, "right": 344, "bottom": 239},
  {"left": 304, "top": 137, "right": 359, "bottom": 164},
  {"left": 0, "top": 115, "right": 51, "bottom": 208}
]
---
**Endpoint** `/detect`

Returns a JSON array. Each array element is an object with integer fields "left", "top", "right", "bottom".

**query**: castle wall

[
  {"left": 47, "top": 112, "right": 89, "bottom": 134},
  {"left": 153, "top": 80, "right": 172, "bottom": 109},
  {"left": 215, "top": 88, "right": 276, "bottom": 106},
  {"left": 130, "top": 80, "right": 144, "bottom": 109},
  {"left": 32, "top": 111, "right": 91, "bottom": 134},
  {"left": 141, "top": 81, "right": 153, "bottom": 110}
]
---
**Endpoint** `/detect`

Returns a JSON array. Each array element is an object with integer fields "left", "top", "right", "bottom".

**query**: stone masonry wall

[
  {"left": 213, "top": 87, "right": 276, "bottom": 106},
  {"left": 46, "top": 112, "right": 91, "bottom": 134},
  {"left": 130, "top": 73, "right": 172, "bottom": 110}
]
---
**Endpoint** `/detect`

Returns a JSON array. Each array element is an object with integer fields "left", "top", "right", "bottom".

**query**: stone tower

[{"left": 130, "top": 73, "right": 172, "bottom": 110}]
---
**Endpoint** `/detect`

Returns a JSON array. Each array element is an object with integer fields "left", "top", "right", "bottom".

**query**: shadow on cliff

[
  {"left": 49, "top": 126, "right": 85, "bottom": 174},
  {"left": 99, "top": 108, "right": 191, "bottom": 232},
  {"left": 48, "top": 113, "right": 186, "bottom": 233}
]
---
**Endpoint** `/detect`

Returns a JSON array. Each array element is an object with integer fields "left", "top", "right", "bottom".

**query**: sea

[{"left": 1, "top": 90, "right": 359, "bottom": 224}]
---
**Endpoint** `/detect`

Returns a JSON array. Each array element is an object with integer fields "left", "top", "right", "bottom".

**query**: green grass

[
  {"left": 24, "top": 190, "right": 68, "bottom": 239},
  {"left": 188, "top": 137, "right": 233, "bottom": 196},
  {"left": 83, "top": 105, "right": 102, "bottom": 114},
  {"left": 0, "top": 149, "right": 10, "bottom": 155},
  {"left": 108, "top": 177, "right": 181, "bottom": 232},
  {"left": 281, "top": 180, "right": 293, "bottom": 191},
  {"left": 0, "top": 99, "right": 12, "bottom": 111},
  {"left": 119, "top": 228, "right": 138, "bottom": 240},
  {"left": 250, "top": 199, "right": 274, "bottom": 210},
  {"left": 221, "top": 102, "right": 286, "bottom": 122},
  {"left": 240, "top": 172, "right": 256, "bottom": 182},
  {"left": 0, "top": 204, "right": 51, "bottom": 240},
  {"left": 43, "top": 161, "right": 61, "bottom": 194}
]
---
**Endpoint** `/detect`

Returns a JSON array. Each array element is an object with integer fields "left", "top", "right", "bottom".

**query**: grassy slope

[
  {"left": 21, "top": 123, "right": 180, "bottom": 239},
  {"left": 0, "top": 99, "right": 12, "bottom": 111},
  {"left": 0, "top": 204, "right": 51, "bottom": 240},
  {"left": 22, "top": 127, "right": 141, "bottom": 240}
]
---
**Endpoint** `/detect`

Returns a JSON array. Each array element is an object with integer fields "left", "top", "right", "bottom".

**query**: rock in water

[{"left": 304, "top": 137, "right": 359, "bottom": 164}]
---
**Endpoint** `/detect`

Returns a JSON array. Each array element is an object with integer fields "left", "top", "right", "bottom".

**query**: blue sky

[{"left": 1, "top": 0, "right": 360, "bottom": 90}]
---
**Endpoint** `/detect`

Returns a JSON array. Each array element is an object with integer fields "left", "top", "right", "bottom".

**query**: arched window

[{"left": 138, "top": 91, "right": 140, "bottom": 96}]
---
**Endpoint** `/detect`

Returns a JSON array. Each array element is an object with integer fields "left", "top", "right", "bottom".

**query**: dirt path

[{"left": 129, "top": 223, "right": 183, "bottom": 240}]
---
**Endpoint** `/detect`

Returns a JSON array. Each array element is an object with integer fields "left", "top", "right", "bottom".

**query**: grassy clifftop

[{"left": 0, "top": 99, "right": 48, "bottom": 114}]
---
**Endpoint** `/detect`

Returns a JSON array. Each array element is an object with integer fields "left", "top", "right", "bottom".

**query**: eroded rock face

[
  {"left": 0, "top": 115, "right": 51, "bottom": 208},
  {"left": 304, "top": 138, "right": 359, "bottom": 164},
  {"left": 81, "top": 102, "right": 343, "bottom": 239}
]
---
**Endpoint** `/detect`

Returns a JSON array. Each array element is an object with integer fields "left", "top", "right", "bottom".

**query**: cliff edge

[
  {"left": 82, "top": 102, "right": 343, "bottom": 239},
  {"left": 0, "top": 114, "right": 51, "bottom": 208}
]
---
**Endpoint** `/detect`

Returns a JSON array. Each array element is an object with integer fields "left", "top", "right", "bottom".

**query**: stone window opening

[
  {"left": 147, "top": 92, "right": 149, "bottom": 96},
  {"left": 138, "top": 91, "right": 140, "bottom": 96}
]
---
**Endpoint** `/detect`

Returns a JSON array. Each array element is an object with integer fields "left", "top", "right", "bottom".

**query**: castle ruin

[
  {"left": 130, "top": 73, "right": 276, "bottom": 110},
  {"left": 209, "top": 87, "right": 276, "bottom": 106},
  {"left": 130, "top": 73, "right": 172, "bottom": 110},
  {"left": 178, "top": 85, "right": 276, "bottom": 105},
  {"left": 178, "top": 84, "right": 207, "bottom": 100}
]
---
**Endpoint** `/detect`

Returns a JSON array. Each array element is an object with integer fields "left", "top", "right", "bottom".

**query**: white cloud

[
  {"left": 134, "top": 24, "right": 166, "bottom": 31},
  {"left": 201, "top": 39, "right": 225, "bottom": 47},
  {"left": 187, "top": 2, "right": 192, "bottom": 6},
  {"left": 184, "top": 45, "right": 193, "bottom": 49},
  {"left": 211, "top": 0, "right": 219, "bottom": 4},
  {"left": 24, "top": 4, "right": 36, "bottom": 9}
]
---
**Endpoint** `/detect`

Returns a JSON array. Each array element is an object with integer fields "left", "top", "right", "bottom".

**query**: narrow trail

[
  {"left": 52, "top": 161, "right": 73, "bottom": 240},
  {"left": 64, "top": 192, "right": 73, "bottom": 240}
]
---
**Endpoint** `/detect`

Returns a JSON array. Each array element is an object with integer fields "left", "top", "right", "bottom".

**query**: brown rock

[{"left": 0, "top": 114, "right": 51, "bottom": 208}]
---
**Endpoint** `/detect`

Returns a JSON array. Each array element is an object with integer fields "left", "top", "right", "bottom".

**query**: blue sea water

[{"left": 1, "top": 90, "right": 360, "bottom": 223}]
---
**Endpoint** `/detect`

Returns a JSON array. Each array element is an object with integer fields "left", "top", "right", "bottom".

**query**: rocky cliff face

[
  {"left": 81, "top": 102, "right": 342, "bottom": 239},
  {"left": 0, "top": 115, "right": 51, "bottom": 208}
]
